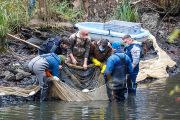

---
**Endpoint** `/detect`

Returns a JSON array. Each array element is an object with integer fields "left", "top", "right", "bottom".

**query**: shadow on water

[{"left": 0, "top": 73, "right": 180, "bottom": 120}]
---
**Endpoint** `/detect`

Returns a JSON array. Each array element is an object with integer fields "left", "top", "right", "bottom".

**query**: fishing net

[
  {"left": 58, "top": 63, "right": 105, "bottom": 90},
  {"left": 0, "top": 85, "right": 40, "bottom": 97},
  {"left": 137, "top": 34, "right": 176, "bottom": 81},
  {"left": 49, "top": 63, "right": 108, "bottom": 101},
  {"left": 0, "top": 34, "right": 176, "bottom": 101}
]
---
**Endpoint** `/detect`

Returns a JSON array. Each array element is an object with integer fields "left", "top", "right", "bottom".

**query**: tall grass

[
  {"left": 2, "top": 0, "right": 29, "bottom": 32},
  {"left": 114, "top": 0, "right": 139, "bottom": 22},
  {"left": 49, "top": 0, "right": 84, "bottom": 23},
  {"left": 0, "top": 9, "right": 8, "bottom": 37},
  {"left": 0, "top": 0, "right": 29, "bottom": 51},
  {"left": 0, "top": 8, "right": 8, "bottom": 51}
]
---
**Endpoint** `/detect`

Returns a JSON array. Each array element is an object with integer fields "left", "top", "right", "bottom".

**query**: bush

[
  {"left": 114, "top": 0, "right": 139, "bottom": 22},
  {"left": 50, "top": 0, "right": 84, "bottom": 23},
  {"left": 2, "top": 0, "right": 29, "bottom": 32},
  {"left": 168, "top": 29, "right": 180, "bottom": 44},
  {"left": 0, "top": 6, "right": 8, "bottom": 51},
  {"left": 0, "top": 0, "right": 29, "bottom": 51}
]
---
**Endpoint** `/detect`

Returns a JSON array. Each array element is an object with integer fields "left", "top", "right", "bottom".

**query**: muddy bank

[{"left": 141, "top": 13, "right": 180, "bottom": 75}]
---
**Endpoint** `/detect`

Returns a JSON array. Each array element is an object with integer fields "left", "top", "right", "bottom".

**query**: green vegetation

[
  {"left": 0, "top": 8, "right": 8, "bottom": 37},
  {"left": 0, "top": 0, "right": 29, "bottom": 51},
  {"left": 114, "top": 0, "right": 139, "bottom": 22},
  {"left": 168, "top": 29, "right": 180, "bottom": 44},
  {"left": 0, "top": 8, "right": 8, "bottom": 51},
  {"left": 153, "top": 0, "right": 180, "bottom": 15},
  {"left": 49, "top": 0, "right": 84, "bottom": 23},
  {"left": 1, "top": 0, "right": 29, "bottom": 32}
]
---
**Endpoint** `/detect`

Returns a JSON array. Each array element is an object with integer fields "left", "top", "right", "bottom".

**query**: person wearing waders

[
  {"left": 67, "top": 29, "right": 91, "bottom": 70},
  {"left": 28, "top": 53, "right": 65, "bottom": 102},
  {"left": 38, "top": 36, "right": 70, "bottom": 55},
  {"left": 104, "top": 41, "right": 133, "bottom": 101},
  {"left": 89, "top": 39, "right": 112, "bottom": 73},
  {"left": 122, "top": 35, "right": 142, "bottom": 95}
]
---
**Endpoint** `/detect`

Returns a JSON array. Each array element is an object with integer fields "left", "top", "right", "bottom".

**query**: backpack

[{"left": 38, "top": 36, "right": 61, "bottom": 55}]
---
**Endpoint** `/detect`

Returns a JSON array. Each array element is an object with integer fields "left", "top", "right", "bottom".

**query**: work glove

[
  {"left": 53, "top": 76, "right": 60, "bottom": 81},
  {"left": 29, "top": 91, "right": 36, "bottom": 96},
  {"left": 92, "top": 58, "right": 101, "bottom": 66},
  {"left": 45, "top": 69, "right": 52, "bottom": 77},
  {"left": 82, "top": 89, "right": 90, "bottom": 93},
  {"left": 101, "top": 64, "right": 106, "bottom": 74}
]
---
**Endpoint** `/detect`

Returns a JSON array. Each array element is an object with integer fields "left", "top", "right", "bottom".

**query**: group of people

[{"left": 28, "top": 29, "right": 142, "bottom": 102}]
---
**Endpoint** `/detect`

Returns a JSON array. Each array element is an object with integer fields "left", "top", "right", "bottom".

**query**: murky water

[{"left": 0, "top": 74, "right": 180, "bottom": 120}]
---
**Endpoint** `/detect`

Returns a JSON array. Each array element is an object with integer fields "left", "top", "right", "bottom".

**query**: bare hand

[
  {"left": 72, "top": 58, "right": 78, "bottom": 65},
  {"left": 59, "top": 65, "right": 62, "bottom": 69},
  {"left": 83, "top": 63, "right": 87, "bottom": 70}
]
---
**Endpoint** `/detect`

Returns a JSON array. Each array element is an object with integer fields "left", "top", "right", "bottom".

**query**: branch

[
  {"left": 7, "top": 34, "right": 41, "bottom": 49},
  {"left": 131, "top": 0, "right": 142, "bottom": 5}
]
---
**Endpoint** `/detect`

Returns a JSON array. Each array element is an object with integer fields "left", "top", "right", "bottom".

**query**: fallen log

[{"left": 7, "top": 34, "right": 41, "bottom": 49}]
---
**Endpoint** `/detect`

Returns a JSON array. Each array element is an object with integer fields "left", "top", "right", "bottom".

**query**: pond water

[{"left": 0, "top": 74, "right": 180, "bottom": 120}]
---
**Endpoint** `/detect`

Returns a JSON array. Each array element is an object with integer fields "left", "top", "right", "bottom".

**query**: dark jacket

[
  {"left": 39, "top": 36, "right": 63, "bottom": 55},
  {"left": 90, "top": 41, "right": 112, "bottom": 62},
  {"left": 104, "top": 51, "right": 133, "bottom": 90}
]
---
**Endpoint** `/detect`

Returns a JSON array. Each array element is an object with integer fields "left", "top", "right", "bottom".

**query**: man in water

[
  {"left": 104, "top": 41, "right": 133, "bottom": 101},
  {"left": 122, "top": 35, "right": 142, "bottom": 94},
  {"left": 67, "top": 30, "right": 91, "bottom": 69},
  {"left": 90, "top": 39, "right": 112, "bottom": 73},
  {"left": 28, "top": 53, "right": 65, "bottom": 102}
]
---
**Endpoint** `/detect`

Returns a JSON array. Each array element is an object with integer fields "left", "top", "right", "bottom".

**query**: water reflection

[{"left": 0, "top": 74, "right": 180, "bottom": 120}]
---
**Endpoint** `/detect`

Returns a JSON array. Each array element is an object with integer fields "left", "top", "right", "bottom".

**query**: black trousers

[{"left": 106, "top": 85, "right": 126, "bottom": 102}]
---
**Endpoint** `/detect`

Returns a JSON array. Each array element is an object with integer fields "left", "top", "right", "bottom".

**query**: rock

[
  {"left": 141, "top": 12, "right": 160, "bottom": 35},
  {"left": 15, "top": 69, "right": 31, "bottom": 77},
  {"left": 14, "top": 69, "right": 31, "bottom": 81},
  {"left": 2, "top": 71, "right": 15, "bottom": 81},
  {"left": 12, "top": 62, "right": 21, "bottom": 68},
  {"left": 15, "top": 73, "right": 24, "bottom": 81}
]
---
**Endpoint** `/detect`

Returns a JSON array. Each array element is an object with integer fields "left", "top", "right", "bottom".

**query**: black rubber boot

[{"left": 40, "top": 86, "right": 48, "bottom": 103}]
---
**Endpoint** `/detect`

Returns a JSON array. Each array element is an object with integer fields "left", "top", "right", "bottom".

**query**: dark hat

[{"left": 61, "top": 37, "right": 70, "bottom": 45}]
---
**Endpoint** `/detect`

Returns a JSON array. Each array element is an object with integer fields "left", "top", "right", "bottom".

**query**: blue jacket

[
  {"left": 104, "top": 51, "right": 133, "bottom": 89},
  {"left": 124, "top": 43, "right": 142, "bottom": 74},
  {"left": 39, "top": 36, "right": 62, "bottom": 55},
  {"left": 40, "top": 53, "right": 61, "bottom": 76}
]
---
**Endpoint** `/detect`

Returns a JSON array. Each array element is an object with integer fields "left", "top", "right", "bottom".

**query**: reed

[
  {"left": 0, "top": 6, "right": 8, "bottom": 51},
  {"left": 49, "top": 0, "right": 84, "bottom": 23},
  {"left": 0, "top": 0, "right": 29, "bottom": 51},
  {"left": 114, "top": 0, "right": 139, "bottom": 22}
]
